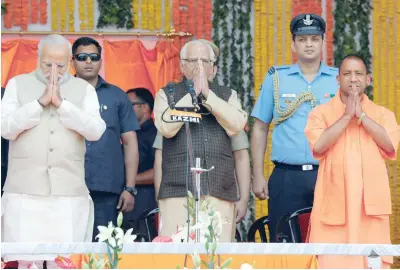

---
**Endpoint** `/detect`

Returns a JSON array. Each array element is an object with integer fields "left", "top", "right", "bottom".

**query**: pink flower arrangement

[
  {"left": 152, "top": 236, "right": 173, "bottom": 242},
  {"left": 54, "top": 256, "right": 76, "bottom": 269}
]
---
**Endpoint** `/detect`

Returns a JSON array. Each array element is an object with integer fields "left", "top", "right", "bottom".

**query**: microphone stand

[{"left": 183, "top": 109, "right": 214, "bottom": 243}]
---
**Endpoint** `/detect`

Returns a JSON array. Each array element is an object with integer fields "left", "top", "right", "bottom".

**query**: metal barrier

[{"left": 2, "top": 243, "right": 399, "bottom": 269}]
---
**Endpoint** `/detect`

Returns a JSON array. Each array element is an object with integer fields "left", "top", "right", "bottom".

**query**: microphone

[
  {"left": 187, "top": 80, "right": 200, "bottom": 112},
  {"left": 167, "top": 82, "right": 175, "bottom": 110}
]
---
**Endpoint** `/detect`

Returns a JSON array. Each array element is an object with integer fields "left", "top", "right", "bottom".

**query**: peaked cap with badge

[{"left": 290, "top": 13, "right": 326, "bottom": 35}]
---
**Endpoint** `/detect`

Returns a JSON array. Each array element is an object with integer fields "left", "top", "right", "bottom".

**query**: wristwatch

[
  {"left": 124, "top": 186, "right": 137, "bottom": 197},
  {"left": 357, "top": 112, "right": 366, "bottom": 125}
]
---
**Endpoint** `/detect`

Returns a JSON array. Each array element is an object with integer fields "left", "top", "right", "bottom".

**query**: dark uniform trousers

[
  {"left": 90, "top": 191, "right": 120, "bottom": 242},
  {"left": 268, "top": 165, "right": 317, "bottom": 242}
]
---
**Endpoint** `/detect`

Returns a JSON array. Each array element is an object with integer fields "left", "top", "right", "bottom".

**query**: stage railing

[{"left": 2, "top": 243, "right": 399, "bottom": 269}]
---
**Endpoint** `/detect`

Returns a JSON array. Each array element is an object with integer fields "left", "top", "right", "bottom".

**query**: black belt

[{"left": 273, "top": 161, "right": 319, "bottom": 171}]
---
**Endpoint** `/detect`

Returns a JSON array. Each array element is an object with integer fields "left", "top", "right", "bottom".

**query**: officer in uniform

[{"left": 251, "top": 14, "right": 339, "bottom": 242}]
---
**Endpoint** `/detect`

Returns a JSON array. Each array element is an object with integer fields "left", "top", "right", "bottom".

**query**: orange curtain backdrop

[
  {"left": 1, "top": 40, "right": 38, "bottom": 87},
  {"left": 103, "top": 40, "right": 180, "bottom": 95},
  {"left": 1, "top": 38, "right": 176, "bottom": 93}
]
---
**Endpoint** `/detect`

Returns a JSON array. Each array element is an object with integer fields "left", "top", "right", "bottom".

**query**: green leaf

[
  {"left": 212, "top": 241, "right": 217, "bottom": 253},
  {"left": 221, "top": 258, "right": 233, "bottom": 269}
]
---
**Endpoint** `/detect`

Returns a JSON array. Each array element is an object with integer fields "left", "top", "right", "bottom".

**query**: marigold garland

[
  {"left": 60, "top": 0, "right": 67, "bottom": 31},
  {"left": 325, "top": 0, "right": 334, "bottom": 66},
  {"left": 51, "top": 0, "right": 59, "bottom": 30},
  {"left": 3, "top": 0, "right": 13, "bottom": 28},
  {"left": 39, "top": 0, "right": 47, "bottom": 24},
  {"left": 68, "top": 0, "right": 75, "bottom": 31},
  {"left": 196, "top": 0, "right": 204, "bottom": 38},
  {"left": 370, "top": 1, "right": 400, "bottom": 267},
  {"left": 79, "top": 0, "right": 87, "bottom": 30},
  {"left": 204, "top": 0, "right": 212, "bottom": 40},
  {"left": 132, "top": 0, "right": 139, "bottom": 28},
  {"left": 395, "top": 0, "right": 400, "bottom": 122},
  {"left": 284, "top": 0, "right": 292, "bottom": 64},
  {"left": 253, "top": 0, "right": 266, "bottom": 229},
  {"left": 172, "top": 0, "right": 180, "bottom": 31},
  {"left": 20, "top": 0, "right": 29, "bottom": 30},
  {"left": 147, "top": 0, "right": 154, "bottom": 30},
  {"left": 276, "top": 0, "right": 283, "bottom": 65},
  {"left": 141, "top": 0, "right": 148, "bottom": 29},
  {"left": 187, "top": 0, "right": 195, "bottom": 38},
  {"left": 372, "top": 0, "right": 380, "bottom": 104},
  {"left": 87, "top": 0, "right": 94, "bottom": 30},
  {"left": 164, "top": 0, "right": 171, "bottom": 31},
  {"left": 31, "top": 0, "right": 39, "bottom": 24},
  {"left": 13, "top": 0, "right": 22, "bottom": 26},
  {"left": 380, "top": 0, "right": 387, "bottom": 106},
  {"left": 155, "top": 0, "right": 162, "bottom": 29},
  {"left": 388, "top": 0, "right": 395, "bottom": 112},
  {"left": 172, "top": 0, "right": 182, "bottom": 82},
  {"left": 23, "top": 0, "right": 30, "bottom": 29}
]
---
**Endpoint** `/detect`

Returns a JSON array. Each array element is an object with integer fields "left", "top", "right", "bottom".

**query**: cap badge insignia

[{"left": 303, "top": 14, "right": 313, "bottom": 26}]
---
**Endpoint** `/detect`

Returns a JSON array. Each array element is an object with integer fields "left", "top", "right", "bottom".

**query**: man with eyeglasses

[
  {"left": 1, "top": 34, "right": 106, "bottom": 268},
  {"left": 153, "top": 39, "right": 248, "bottom": 242},
  {"left": 72, "top": 37, "right": 140, "bottom": 241},
  {"left": 123, "top": 88, "right": 158, "bottom": 238}
]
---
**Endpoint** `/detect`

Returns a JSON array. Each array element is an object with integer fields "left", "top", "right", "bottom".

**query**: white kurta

[
  {"left": 1, "top": 193, "right": 94, "bottom": 261},
  {"left": 1, "top": 76, "right": 105, "bottom": 261}
]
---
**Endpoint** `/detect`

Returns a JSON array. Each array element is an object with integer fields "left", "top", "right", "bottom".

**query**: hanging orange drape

[
  {"left": 1, "top": 39, "right": 180, "bottom": 94},
  {"left": 102, "top": 40, "right": 180, "bottom": 95},
  {"left": 2, "top": 40, "right": 38, "bottom": 87}
]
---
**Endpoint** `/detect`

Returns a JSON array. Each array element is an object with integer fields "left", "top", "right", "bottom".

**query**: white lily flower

[
  {"left": 117, "top": 212, "right": 123, "bottom": 228},
  {"left": 191, "top": 253, "right": 201, "bottom": 269},
  {"left": 93, "top": 258, "right": 107, "bottom": 269},
  {"left": 123, "top": 228, "right": 137, "bottom": 244},
  {"left": 95, "top": 221, "right": 114, "bottom": 243},
  {"left": 114, "top": 227, "right": 124, "bottom": 240},
  {"left": 240, "top": 263, "right": 253, "bottom": 270}
]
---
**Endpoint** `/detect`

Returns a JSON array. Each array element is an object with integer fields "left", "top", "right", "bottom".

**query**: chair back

[
  {"left": 287, "top": 207, "right": 312, "bottom": 243},
  {"left": 247, "top": 216, "right": 269, "bottom": 242},
  {"left": 132, "top": 208, "right": 159, "bottom": 242}
]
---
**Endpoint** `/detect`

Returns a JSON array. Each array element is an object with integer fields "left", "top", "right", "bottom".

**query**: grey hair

[
  {"left": 38, "top": 34, "right": 72, "bottom": 57},
  {"left": 180, "top": 40, "right": 216, "bottom": 63}
]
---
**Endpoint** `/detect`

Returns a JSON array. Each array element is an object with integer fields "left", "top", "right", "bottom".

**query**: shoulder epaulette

[
  {"left": 268, "top": 65, "right": 291, "bottom": 75},
  {"left": 267, "top": 66, "right": 276, "bottom": 75},
  {"left": 275, "top": 65, "right": 291, "bottom": 69}
]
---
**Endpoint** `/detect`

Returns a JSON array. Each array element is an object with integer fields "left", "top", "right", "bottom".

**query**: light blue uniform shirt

[{"left": 251, "top": 62, "right": 338, "bottom": 165}]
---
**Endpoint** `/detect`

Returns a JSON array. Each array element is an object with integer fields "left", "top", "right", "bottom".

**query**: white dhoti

[{"left": 1, "top": 192, "right": 94, "bottom": 261}]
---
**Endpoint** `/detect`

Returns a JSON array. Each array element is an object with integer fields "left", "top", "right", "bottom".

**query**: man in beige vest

[{"left": 1, "top": 34, "right": 106, "bottom": 268}]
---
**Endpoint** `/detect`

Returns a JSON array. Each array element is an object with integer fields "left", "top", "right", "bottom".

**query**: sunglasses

[
  {"left": 73, "top": 53, "right": 101, "bottom": 62},
  {"left": 132, "top": 101, "right": 146, "bottom": 106}
]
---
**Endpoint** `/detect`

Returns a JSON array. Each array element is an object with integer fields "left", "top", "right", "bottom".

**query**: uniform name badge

[{"left": 281, "top": 93, "right": 296, "bottom": 98}]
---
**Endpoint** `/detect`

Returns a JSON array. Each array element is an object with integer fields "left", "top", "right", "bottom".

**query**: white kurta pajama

[{"left": 1, "top": 71, "right": 106, "bottom": 262}]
